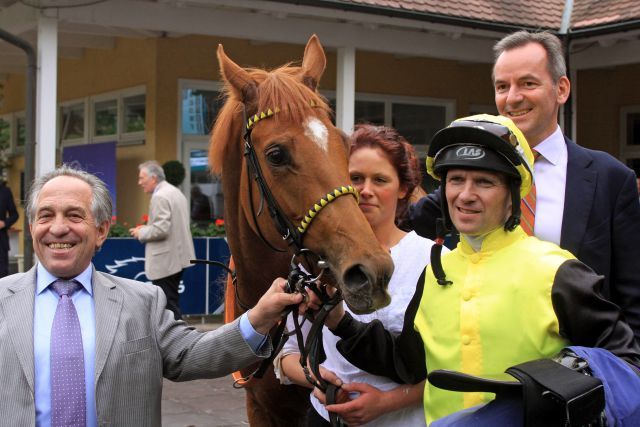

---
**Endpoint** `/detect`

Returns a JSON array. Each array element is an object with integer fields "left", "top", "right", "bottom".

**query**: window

[
  {"left": 16, "top": 114, "right": 25, "bottom": 151},
  {"left": 181, "top": 85, "right": 224, "bottom": 136},
  {"left": 0, "top": 116, "right": 10, "bottom": 152},
  {"left": 355, "top": 100, "right": 385, "bottom": 125},
  {"left": 89, "top": 86, "right": 146, "bottom": 145},
  {"left": 179, "top": 80, "right": 225, "bottom": 221},
  {"left": 93, "top": 99, "right": 117, "bottom": 138},
  {"left": 326, "top": 92, "right": 455, "bottom": 193},
  {"left": 620, "top": 106, "right": 640, "bottom": 176},
  {"left": 60, "top": 101, "right": 86, "bottom": 144},
  {"left": 123, "top": 93, "right": 146, "bottom": 133},
  {"left": 0, "top": 116, "right": 11, "bottom": 179}
]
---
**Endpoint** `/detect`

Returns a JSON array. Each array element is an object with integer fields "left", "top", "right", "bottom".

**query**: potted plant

[{"left": 162, "top": 160, "right": 185, "bottom": 187}]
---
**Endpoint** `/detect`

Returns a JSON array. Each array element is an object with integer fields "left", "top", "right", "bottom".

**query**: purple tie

[{"left": 50, "top": 280, "right": 86, "bottom": 427}]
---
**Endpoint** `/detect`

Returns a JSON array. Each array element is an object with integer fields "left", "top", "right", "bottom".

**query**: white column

[
  {"left": 336, "top": 46, "right": 355, "bottom": 134},
  {"left": 36, "top": 14, "right": 58, "bottom": 177}
]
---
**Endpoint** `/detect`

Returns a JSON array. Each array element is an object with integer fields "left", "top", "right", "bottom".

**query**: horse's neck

[{"left": 222, "top": 137, "right": 291, "bottom": 309}]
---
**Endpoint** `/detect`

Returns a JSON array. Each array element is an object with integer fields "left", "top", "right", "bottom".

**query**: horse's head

[{"left": 211, "top": 35, "right": 394, "bottom": 314}]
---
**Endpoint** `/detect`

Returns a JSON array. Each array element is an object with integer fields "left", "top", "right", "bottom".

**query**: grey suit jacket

[
  {"left": 137, "top": 180, "right": 196, "bottom": 280},
  {"left": 0, "top": 266, "right": 269, "bottom": 426}
]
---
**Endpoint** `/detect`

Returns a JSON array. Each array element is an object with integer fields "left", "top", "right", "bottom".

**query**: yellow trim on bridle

[
  {"left": 298, "top": 185, "right": 359, "bottom": 234},
  {"left": 245, "top": 100, "right": 321, "bottom": 130},
  {"left": 246, "top": 107, "right": 281, "bottom": 130}
]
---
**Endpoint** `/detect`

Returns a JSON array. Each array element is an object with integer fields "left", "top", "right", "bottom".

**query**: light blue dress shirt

[{"left": 34, "top": 263, "right": 97, "bottom": 427}]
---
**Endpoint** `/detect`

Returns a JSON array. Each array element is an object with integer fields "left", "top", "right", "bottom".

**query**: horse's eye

[{"left": 265, "top": 145, "right": 290, "bottom": 167}]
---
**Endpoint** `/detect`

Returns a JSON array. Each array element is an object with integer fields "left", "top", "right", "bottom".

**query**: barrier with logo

[{"left": 92, "top": 237, "right": 230, "bottom": 315}]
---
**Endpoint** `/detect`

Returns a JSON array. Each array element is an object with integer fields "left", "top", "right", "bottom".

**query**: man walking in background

[{"left": 130, "top": 160, "right": 195, "bottom": 320}]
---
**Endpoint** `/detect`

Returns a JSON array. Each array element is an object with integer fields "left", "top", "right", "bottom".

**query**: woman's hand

[
  {"left": 312, "top": 367, "right": 350, "bottom": 405},
  {"left": 320, "top": 382, "right": 388, "bottom": 426}
]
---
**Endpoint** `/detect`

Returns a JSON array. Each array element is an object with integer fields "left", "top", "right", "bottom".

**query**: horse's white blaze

[{"left": 304, "top": 117, "right": 328, "bottom": 152}]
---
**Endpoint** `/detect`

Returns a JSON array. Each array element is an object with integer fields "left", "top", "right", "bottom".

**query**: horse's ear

[
  {"left": 217, "top": 44, "right": 257, "bottom": 105},
  {"left": 301, "top": 34, "right": 326, "bottom": 91}
]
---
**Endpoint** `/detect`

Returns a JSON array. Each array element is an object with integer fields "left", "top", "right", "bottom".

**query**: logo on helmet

[{"left": 456, "top": 146, "right": 485, "bottom": 160}]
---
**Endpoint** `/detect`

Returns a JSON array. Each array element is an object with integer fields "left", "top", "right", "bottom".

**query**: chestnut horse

[{"left": 209, "top": 35, "right": 395, "bottom": 426}]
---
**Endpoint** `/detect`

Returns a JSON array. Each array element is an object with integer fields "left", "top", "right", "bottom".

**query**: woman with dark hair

[{"left": 274, "top": 124, "right": 439, "bottom": 426}]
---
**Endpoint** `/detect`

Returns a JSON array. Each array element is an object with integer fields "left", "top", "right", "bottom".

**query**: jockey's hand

[
  {"left": 324, "top": 382, "right": 388, "bottom": 426},
  {"left": 249, "top": 277, "right": 303, "bottom": 335}
]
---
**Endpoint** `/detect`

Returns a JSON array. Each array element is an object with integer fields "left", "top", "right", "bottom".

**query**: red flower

[
  {"left": 111, "top": 215, "right": 117, "bottom": 224},
  {"left": 215, "top": 218, "right": 225, "bottom": 227},
  {"left": 142, "top": 214, "right": 149, "bottom": 224}
]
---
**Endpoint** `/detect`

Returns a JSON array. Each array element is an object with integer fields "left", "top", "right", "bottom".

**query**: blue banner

[
  {"left": 92, "top": 237, "right": 230, "bottom": 315},
  {"left": 62, "top": 141, "right": 117, "bottom": 215}
]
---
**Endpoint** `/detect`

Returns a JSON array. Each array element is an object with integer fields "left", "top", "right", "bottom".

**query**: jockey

[{"left": 321, "top": 114, "right": 640, "bottom": 426}]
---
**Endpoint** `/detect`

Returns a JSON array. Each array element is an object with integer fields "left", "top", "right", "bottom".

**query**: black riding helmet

[{"left": 425, "top": 114, "right": 535, "bottom": 285}]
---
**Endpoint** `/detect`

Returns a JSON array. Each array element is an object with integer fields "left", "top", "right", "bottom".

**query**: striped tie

[{"left": 520, "top": 150, "right": 540, "bottom": 236}]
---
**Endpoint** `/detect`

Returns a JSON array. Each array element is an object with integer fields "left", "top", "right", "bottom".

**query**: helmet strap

[
  {"left": 504, "top": 179, "right": 522, "bottom": 231},
  {"left": 431, "top": 217, "right": 453, "bottom": 286}
]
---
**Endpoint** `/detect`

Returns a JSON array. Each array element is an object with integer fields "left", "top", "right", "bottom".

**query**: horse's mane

[{"left": 209, "top": 63, "right": 330, "bottom": 174}]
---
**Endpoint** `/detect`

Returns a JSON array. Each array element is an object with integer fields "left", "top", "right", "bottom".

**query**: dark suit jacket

[
  {"left": 0, "top": 183, "right": 18, "bottom": 255},
  {"left": 410, "top": 137, "right": 640, "bottom": 341}
]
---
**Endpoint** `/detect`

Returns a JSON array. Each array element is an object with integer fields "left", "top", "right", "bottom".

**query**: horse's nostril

[{"left": 343, "top": 264, "right": 369, "bottom": 291}]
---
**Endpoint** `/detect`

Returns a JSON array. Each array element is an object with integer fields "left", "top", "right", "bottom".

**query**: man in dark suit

[
  {"left": 0, "top": 181, "right": 19, "bottom": 278},
  {"left": 0, "top": 166, "right": 302, "bottom": 426},
  {"left": 411, "top": 30, "right": 640, "bottom": 341}
]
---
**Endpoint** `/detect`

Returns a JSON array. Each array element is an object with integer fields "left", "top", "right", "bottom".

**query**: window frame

[
  {"left": 177, "top": 79, "right": 225, "bottom": 198},
  {"left": 322, "top": 90, "right": 455, "bottom": 157},
  {"left": 177, "top": 79, "right": 224, "bottom": 145},
  {"left": 88, "top": 85, "right": 146, "bottom": 146},
  {"left": 14, "top": 112, "right": 25, "bottom": 154},
  {"left": 619, "top": 105, "right": 640, "bottom": 173},
  {"left": 58, "top": 98, "right": 89, "bottom": 147},
  {"left": 119, "top": 86, "right": 146, "bottom": 145},
  {"left": 0, "top": 113, "right": 14, "bottom": 154}
]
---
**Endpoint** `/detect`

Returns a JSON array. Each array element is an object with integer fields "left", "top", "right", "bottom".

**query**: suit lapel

[
  {"left": 561, "top": 138, "right": 597, "bottom": 255},
  {"left": 0, "top": 268, "right": 37, "bottom": 392},
  {"left": 93, "top": 269, "right": 123, "bottom": 384}
]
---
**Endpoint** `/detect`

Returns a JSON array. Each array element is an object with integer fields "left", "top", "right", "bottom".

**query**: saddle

[{"left": 428, "top": 349, "right": 605, "bottom": 427}]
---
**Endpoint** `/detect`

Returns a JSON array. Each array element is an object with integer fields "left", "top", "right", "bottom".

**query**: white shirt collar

[
  {"left": 532, "top": 126, "right": 564, "bottom": 166},
  {"left": 36, "top": 262, "right": 94, "bottom": 295}
]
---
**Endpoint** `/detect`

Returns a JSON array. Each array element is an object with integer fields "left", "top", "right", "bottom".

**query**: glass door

[{"left": 182, "top": 141, "right": 223, "bottom": 226}]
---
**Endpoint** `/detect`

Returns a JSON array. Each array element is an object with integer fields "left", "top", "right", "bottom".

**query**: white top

[
  {"left": 532, "top": 125, "right": 567, "bottom": 246},
  {"left": 277, "top": 231, "right": 436, "bottom": 426}
]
